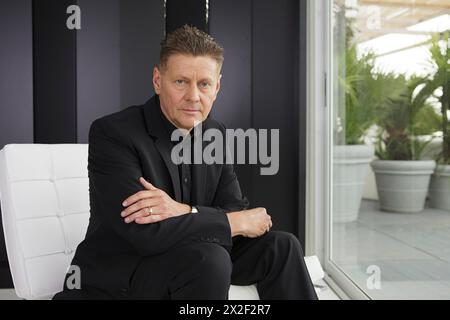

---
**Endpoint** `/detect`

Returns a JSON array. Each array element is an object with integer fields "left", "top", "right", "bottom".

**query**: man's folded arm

[{"left": 88, "top": 119, "right": 232, "bottom": 256}]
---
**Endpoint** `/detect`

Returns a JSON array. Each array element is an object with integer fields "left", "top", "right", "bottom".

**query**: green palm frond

[
  {"left": 421, "top": 31, "right": 450, "bottom": 163},
  {"left": 375, "top": 75, "right": 438, "bottom": 160}
]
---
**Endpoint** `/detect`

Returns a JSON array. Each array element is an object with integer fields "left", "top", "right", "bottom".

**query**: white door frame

[{"left": 305, "top": 0, "right": 370, "bottom": 300}]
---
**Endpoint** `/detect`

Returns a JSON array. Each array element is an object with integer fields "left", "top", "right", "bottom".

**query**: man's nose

[{"left": 186, "top": 84, "right": 200, "bottom": 102}]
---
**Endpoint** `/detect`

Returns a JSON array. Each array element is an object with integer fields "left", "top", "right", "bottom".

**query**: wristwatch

[{"left": 190, "top": 206, "right": 198, "bottom": 213}]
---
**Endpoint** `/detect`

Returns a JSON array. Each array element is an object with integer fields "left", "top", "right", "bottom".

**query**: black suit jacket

[{"left": 70, "top": 95, "right": 249, "bottom": 295}]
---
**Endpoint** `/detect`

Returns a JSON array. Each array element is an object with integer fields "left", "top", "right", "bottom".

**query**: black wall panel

[
  {"left": 209, "top": 0, "right": 306, "bottom": 246},
  {"left": 209, "top": 0, "right": 254, "bottom": 216},
  {"left": 252, "top": 0, "right": 303, "bottom": 244},
  {"left": 33, "top": 0, "right": 78, "bottom": 143},
  {"left": 166, "top": 0, "right": 208, "bottom": 34}
]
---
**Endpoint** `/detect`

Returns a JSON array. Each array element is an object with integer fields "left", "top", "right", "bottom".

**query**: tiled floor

[{"left": 333, "top": 199, "right": 450, "bottom": 300}]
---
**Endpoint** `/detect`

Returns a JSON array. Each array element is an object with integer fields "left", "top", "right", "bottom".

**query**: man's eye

[
  {"left": 200, "top": 82, "right": 210, "bottom": 88},
  {"left": 175, "top": 80, "right": 185, "bottom": 85}
]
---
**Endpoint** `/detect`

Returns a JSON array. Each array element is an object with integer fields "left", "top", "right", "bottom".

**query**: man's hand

[
  {"left": 121, "top": 177, "right": 191, "bottom": 224},
  {"left": 227, "top": 208, "right": 272, "bottom": 238}
]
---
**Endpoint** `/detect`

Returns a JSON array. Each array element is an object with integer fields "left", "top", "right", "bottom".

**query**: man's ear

[{"left": 153, "top": 66, "right": 162, "bottom": 94}]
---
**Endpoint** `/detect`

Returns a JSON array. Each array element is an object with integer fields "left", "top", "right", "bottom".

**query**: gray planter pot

[
  {"left": 333, "top": 145, "right": 374, "bottom": 223},
  {"left": 371, "top": 160, "right": 436, "bottom": 213},
  {"left": 429, "top": 164, "right": 450, "bottom": 211}
]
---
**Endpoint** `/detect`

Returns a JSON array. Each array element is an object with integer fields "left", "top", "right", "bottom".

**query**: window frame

[{"left": 305, "top": 0, "right": 370, "bottom": 300}]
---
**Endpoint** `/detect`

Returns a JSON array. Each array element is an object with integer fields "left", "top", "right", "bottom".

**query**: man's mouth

[{"left": 181, "top": 109, "right": 200, "bottom": 114}]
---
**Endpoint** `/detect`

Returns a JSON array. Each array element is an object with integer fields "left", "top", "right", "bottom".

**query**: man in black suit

[{"left": 54, "top": 25, "right": 317, "bottom": 300}]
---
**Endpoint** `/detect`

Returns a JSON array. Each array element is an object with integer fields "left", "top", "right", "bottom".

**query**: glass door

[{"left": 329, "top": 0, "right": 450, "bottom": 299}]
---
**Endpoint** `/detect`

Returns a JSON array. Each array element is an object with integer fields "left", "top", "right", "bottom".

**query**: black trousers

[
  {"left": 54, "top": 231, "right": 318, "bottom": 300},
  {"left": 128, "top": 231, "right": 317, "bottom": 300}
]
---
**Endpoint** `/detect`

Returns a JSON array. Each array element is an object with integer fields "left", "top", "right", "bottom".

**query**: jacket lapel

[{"left": 154, "top": 139, "right": 182, "bottom": 202}]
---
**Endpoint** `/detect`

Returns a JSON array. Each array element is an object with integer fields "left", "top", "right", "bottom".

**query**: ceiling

[{"left": 344, "top": 0, "right": 450, "bottom": 42}]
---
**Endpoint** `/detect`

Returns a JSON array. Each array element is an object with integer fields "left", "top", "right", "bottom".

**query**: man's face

[{"left": 153, "top": 53, "right": 222, "bottom": 131}]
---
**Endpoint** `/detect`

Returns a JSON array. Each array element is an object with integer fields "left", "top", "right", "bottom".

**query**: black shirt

[{"left": 157, "top": 103, "right": 193, "bottom": 205}]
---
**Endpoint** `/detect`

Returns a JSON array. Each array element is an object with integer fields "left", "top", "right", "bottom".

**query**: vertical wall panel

[
  {"left": 0, "top": 0, "right": 34, "bottom": 149},
  {"left": 209, "top": 0, "right": 254, "bottom": 209},
  {"left": 209, "top": 0, "right": 305, "bottom": 245},
  {"left": 298, "top": 0, "right": 307, "bottom": 246},
  {"left": 0, "top": 0, "right": 33, "bottom": 288},
  {"left": 120, "top": 0, "right": 165, "bottom": 108},
  {"left": 77, "top": 0, "right": 121, "bottom": 143},
  {"left": 166, "top": 0, "right": 208, "bottom": 34},
  {"left": 33, "top": 0, "right": 78, "bottom": 143},
  {"left": 77, "top": 0, "right": 164, "bottom": 143},
  {"left": 252, "top": 0, "right": 301, "bottom": 241},
  {"left": 209, "top": 0, "right": 252, "bottom": 131}
]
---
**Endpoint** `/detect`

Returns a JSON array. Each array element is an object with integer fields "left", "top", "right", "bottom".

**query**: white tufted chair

[{"left": 0, "top": 144, "right": 323, "bottom": 300}]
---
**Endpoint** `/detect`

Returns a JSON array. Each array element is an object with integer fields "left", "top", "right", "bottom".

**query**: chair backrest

[{"left": 0, "top": 144, "right": 90, "bottom": 299}]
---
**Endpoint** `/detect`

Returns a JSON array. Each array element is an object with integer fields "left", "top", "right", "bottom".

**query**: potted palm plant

[
  {"left": 371, "top": 76, "right": 438, "bottom": 213},
  {"left": 333, "top": 16, "right": 378, "bottom": 223},
  {"left": 422, "top": 32, "right": 450, "bottom": 211}
]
